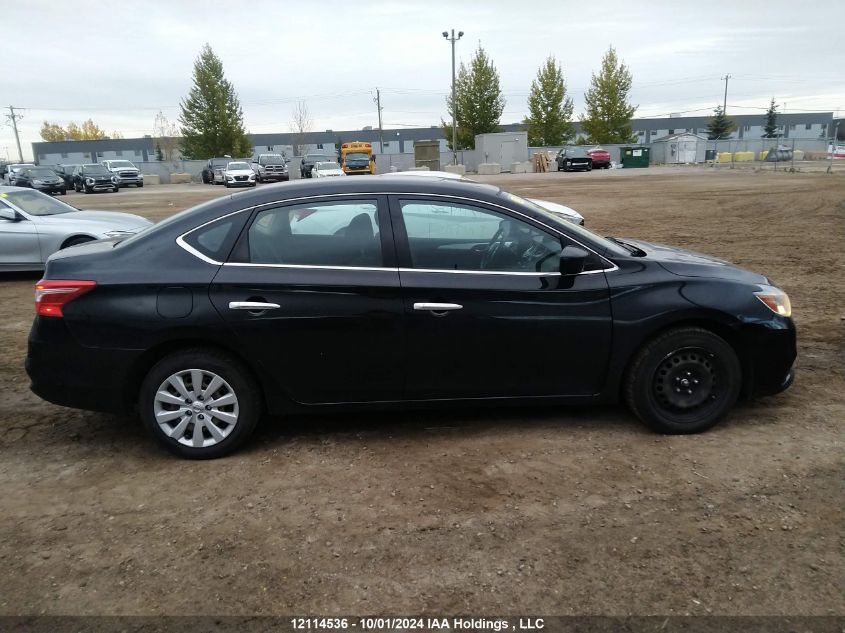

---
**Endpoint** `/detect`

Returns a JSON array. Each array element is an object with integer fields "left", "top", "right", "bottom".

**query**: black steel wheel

[{"left": 625, "top": 327, "right": 741, "bottom": 434}]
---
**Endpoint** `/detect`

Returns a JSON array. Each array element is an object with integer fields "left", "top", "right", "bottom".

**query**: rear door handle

[
  {"left": 413, "top": 302, "right": 463, "bottom": 312},
  {"left": 228, "top": 301, "right": 281, "bottom": 310}
]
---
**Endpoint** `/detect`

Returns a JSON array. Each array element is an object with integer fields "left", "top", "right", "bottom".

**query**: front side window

[
  {"left": 398, "top": 199, "right": 563, "bottom": 273},
  {"left": 247, "top": 200, "right": 382, "bottom": 268}
]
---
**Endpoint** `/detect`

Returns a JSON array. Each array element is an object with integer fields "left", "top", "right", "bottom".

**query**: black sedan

[
  {"left": 557, "top": 148, "right": 593, "bottom": 172},
  {"left": 13, "top": 166, "right": 66, "bottom": 195},
  {"left": 26, "top": 178, "right": 796, "bottom": 458}
]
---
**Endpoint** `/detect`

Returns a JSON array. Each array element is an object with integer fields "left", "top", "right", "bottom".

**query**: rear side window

[
  {"left": 182, "top": 216, "right": 243, "bottom": 262},
  {"left": 246, "top": 199, "right": 382, "bottom": 268}
]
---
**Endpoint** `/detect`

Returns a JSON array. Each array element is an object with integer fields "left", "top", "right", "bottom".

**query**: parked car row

[
  {"left": 202, "top": 155, "right": 291, "bottom": 185},
  {"left": 1, "top": 160, "right": 146, "bottom": 194}
]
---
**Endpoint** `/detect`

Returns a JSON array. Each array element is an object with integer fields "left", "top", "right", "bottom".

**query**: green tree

[
  {"left": 179, "top": 44, "right": 252, "bottom": 159},
  {"left": 524, "top": 56, "right": 574, "bottom": 146},
  {"left": 763, "top": 98, "right": 778, "bottom": 138},
  {"left": 155, "top": 142, "right": 164, "bottom": 161},
  {"left": 580, "top": 46, "right": 637, "bottom": 144},
  {"left": 706, "top": 105, "right": 737, "bottom": 140},
  {"left": 442, "top": 45, "right": 506, "bottom": 150}
]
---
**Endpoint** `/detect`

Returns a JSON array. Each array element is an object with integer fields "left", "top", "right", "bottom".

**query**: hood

[
  {"left": 225, "top": 168, "right": 254, "bottom": 175},
  {"left": 32, "top": 176, "right": 64, "bottom": 183},
  {"left": 38, "top": 210, "right": 152, "bottom": 231},
  {"left": 82, "top": 173, "right": 114, "bottom": 180},
  {"left": 623, "top": 239, "right": 769, "bottom": 284}
]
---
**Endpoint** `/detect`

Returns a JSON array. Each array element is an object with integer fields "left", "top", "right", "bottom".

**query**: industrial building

[{"left": 29, "top": 112, "right": 837, "bottom": 166}]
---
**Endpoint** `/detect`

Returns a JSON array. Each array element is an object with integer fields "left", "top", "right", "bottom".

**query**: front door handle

[
  {"left": 228, "top": 301, "right": 281, "bottom": 311},
  {"left": 413, "top": 302, "right": 463, "bottom": 312}
]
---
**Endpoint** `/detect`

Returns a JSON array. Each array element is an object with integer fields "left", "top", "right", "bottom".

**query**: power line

[{"left": 4, "top": 106, "right": 24, "bottom": 162}]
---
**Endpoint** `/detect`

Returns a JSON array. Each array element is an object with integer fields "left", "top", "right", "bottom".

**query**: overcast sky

[{"left": 2, "top": 0, "right": 843, "bottom": 161}]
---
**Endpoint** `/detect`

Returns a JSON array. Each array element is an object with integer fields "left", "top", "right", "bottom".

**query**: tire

[
  {"left": 83, "top": 184, "right": 91, "bottom": 194},
  {"left": 74, "top": 181, "right": 81, "bottom": 192},
  {"left": 60, "top": 188, "right": 67, "bottom": 196},
  {"left": 112, "top": 186, "right": 119, "bottom": 193},
  {"left": 139, "top": 348, "right": 261, "bottom": 459},
  {"left": 62, "top": 235, "right": 95, "bottom": 249},
  {"left": 138, "top": 182, "right": 144, "bottom": 188},
  {"left": 624, "top": 327, "right": 741, "bottom": 434}
]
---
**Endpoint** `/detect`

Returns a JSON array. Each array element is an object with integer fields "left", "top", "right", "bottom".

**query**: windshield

[
  {"left": 316, "top": 162, "right": 340, "bottom": 170},
  {"left": 109, "top": 160, "right": 135, "bottom": 168},
  {"left": 0, "top": 189, "right": 77, "bottom": 216},
  {"left": 307, "top": 155, "right": 332, "bottom": 163},
  {"left": 345, "top": 152, "right": 369, "bottom": 161},
  {"left": 82, "top": 165, "right": 111, "bottom": 175},
  {"left": 564, "top": 148, "right": 588, "bottom": 157},
  {"left": 211, "top": 159, "right": 230, "bottom": 167},
  {"left": 30, "top": 168, "right": 58, "bottom": 178},
  {"left": 499, "top": 191, "right": 630, "bottom": 257},
  {"left": 259, "top": 156, "right": 285, "bottom": 165},
  {"left": 227, "top": 162, "right": 251, "bottom": 170}
]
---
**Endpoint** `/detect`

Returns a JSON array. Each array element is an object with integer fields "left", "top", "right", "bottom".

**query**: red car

[{"left": 586, "top": 147, "right": 611, "bottom": 169}]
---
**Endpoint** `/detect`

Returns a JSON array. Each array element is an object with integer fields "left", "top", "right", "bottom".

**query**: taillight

[{"left": 35, "top": 279, "right": 96, "bottom": 317}]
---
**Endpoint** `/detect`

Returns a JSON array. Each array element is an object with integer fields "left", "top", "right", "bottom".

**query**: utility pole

[
  {"left": 5, "top": 106, "right": 23, "bottom": 162},
  {"left": 443, "top": 29, "right": 464, "bottom": 165},
  {"left": 721, "top": 74, "right": 731, "bottom": 114},
  {"left": 373, "top": 88, "right": 384, "bottom": 154}
]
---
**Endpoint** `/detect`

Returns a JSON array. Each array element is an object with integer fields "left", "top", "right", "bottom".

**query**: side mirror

[
  {"left": 559, "top": 245, "right": 589, "bottom": 275},
  {"left": 0, "top": 208, "right": 21, "bottom": 222}
]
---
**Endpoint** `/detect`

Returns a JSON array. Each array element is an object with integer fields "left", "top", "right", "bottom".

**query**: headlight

[
  {"left": 138, "top": 174, "right": 143, "bottom": 179},
  {"left": 754, "top": 285, "right": 792, "bottom": 317},
  {"left": 111, "top": 176, "right": 118, "bottom": 183},
  {"left": 85, "top": 177, "right": 94, "bottom": 184},
  {"left": 103, "top": 230, "right": 135, "bottom": 238},
  {"left": 33, "top": 179, "right": 44, "bottom": 185}
]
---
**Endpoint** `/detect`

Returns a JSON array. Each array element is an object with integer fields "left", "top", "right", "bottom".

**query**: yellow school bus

[{"left": 339, "top": 142, "right": 376, "bottom": 175}]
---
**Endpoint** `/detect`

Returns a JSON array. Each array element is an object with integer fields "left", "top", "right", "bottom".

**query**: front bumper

[
  {"left": 85, "top": 180, "right": 118, "bottom": 191},
  {"left": 260, "top": 173, "right": 289, "bottom": 181},
  {"left": 115, "top": 176, "right": 143, "bottom": 186},
  {"left": 33, "top": 183, "right": 65, "bottom": 193},
  {"left": 741, "top": 321, "right": 797, "bottom": 398}
]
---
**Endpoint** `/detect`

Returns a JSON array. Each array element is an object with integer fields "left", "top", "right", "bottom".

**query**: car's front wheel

[
  {"left": 139, "top": 349, "right": 261, "bottom": 459},
  {"left": 624, "top": 327, "right": 741, "bottom": 434}
]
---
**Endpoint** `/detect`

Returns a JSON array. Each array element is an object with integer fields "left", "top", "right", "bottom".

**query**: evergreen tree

[
  {"left": 706, "top": 106, "right": 737, "bottom": 140},
  {"left": 155, "top": 142, "right": 164, "bottom": 161},
  {"left": 442, "top": 45, "right": 505, "bottom": 150},
  {"left": 580, "top": 46, "right": 637, "bottom": 144},
  {"left": 179, "top": 44, "right": 252, "bottom": 159},
  {"left": 763, "top": 98, "right": 778, "bottom": 138},
  {"left": 524, "top": 56, "right": 574, "bottom": 146}
]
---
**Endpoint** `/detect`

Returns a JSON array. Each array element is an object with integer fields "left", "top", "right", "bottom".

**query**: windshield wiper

[{"left": 607, "top": 236, "right": 646, "bottom": 257}]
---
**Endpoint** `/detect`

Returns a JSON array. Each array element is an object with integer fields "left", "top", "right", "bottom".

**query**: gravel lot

[{"left": 1, "top": 167, "right": 843, "bottom": 616}]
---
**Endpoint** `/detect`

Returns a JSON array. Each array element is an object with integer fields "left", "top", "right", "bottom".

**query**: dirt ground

[{"left": 1, "top": 167, "right": 843, "bottom": 617}]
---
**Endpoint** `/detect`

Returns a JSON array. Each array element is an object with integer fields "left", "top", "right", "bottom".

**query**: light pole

[{"left": 443, "top": 29, "right": 463, "bottom": 165}]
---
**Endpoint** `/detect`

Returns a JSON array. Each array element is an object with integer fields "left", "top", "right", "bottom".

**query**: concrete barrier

[
  {"left": 142, "top": 174, "right": 161, "bottom": 185},
  {"left": 793, "top": 150, "right": 804, "bottom": 161},
  {"left": 477, "top": 163, "right": 501, "bottom": 175},
  {"left": 759, "top": 150, "right": 769, "bottom": 161},
  {"left": 734, "top": 151, "right": 755, "bottom": 162},
  {"left": 716, "top": 152, "right": 733, "bottom": 163},
  {"left": 170, "top": 173, "right": 192, "bottom": 184},
  {"left": 406, "top": 166, "right": 430, "bottom": 171},
  {"left": 510, "top": 162, "right": 528, "bottom": 174},
  {"left": 444, "top": 164, "right": 466, "bottom": 176}
]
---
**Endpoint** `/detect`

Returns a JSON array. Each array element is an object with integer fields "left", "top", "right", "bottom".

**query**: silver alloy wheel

[{"left": 153, "top": 368, "right": 239, "bottom": 448}]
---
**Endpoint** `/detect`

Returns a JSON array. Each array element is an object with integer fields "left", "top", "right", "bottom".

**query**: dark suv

[
  {"left": 300, "top": 153, "right": 335, "bottom": 178},
  {"left": 72, "top": 164, "right": 119, "bottom": 193},
  {"left": 202, "top": 157, "right": 233, "bottom": 184}
]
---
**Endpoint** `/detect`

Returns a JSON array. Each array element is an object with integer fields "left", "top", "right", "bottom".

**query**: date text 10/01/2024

[{"left": 290, "top": 617, "right": 546, "bottom": 630}]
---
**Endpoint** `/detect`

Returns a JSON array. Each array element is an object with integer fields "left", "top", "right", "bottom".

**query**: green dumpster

[{"left": 620, "top": 146, "right": 650, "bottom": 168}]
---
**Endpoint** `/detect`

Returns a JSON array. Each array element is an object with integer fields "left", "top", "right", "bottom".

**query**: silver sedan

[{"left": 0, "top": 186, "right": 153, "bottom": 271}]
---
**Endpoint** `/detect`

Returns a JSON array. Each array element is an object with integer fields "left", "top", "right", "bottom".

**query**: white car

[
  {"left": 214, "top": 161, "right": 256, "bottom": 188},
  {"left": 379, "top": 170, "right": 585, "bottom": 225},
  {"left": 0, "top": 186, "right": 152, "bottom": 271},
  {"left": 312, "top": 162, "right": 345, "bottom": 178}
]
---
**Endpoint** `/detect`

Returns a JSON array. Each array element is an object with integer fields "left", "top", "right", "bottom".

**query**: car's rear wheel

[
  {"left": 139, "top": 349, "right": 261, "bottom": 459},
  {"left": 624, "top": 327, "right": 741, "bottom": 434}
]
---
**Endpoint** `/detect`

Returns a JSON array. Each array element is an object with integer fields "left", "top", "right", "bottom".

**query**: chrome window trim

[{"left": 175, "top": 191, "right": 619, "bottom": 274}]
